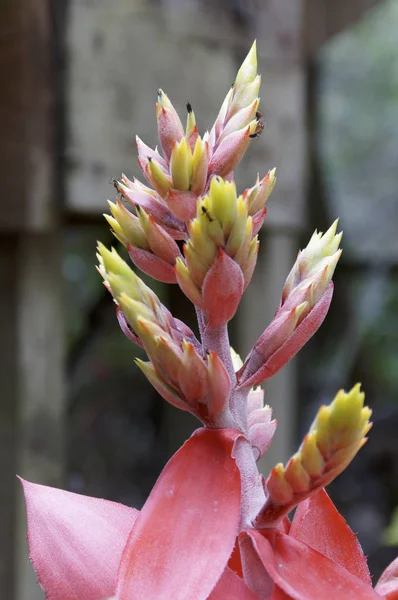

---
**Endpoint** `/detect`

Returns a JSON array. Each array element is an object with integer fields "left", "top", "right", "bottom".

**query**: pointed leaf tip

[{"left": 21, "top": 479, "right": 139, "bottom": 600}]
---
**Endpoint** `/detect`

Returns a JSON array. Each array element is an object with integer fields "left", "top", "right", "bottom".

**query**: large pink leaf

[
  {"left": 21, "top": 479, "right": 139, "bottom": 600},
  {"left": 375, "top": 556, "right": 398, "bottom": 599},
  {"left": 244, "top": 530, "right": 382, "bottom": 600},
  {"left": 208, "top": 567, "right": 260, "bottom": 599},
  {"left": 290, "top": 488, "right": 371, "bottom": 584},
  {"left": 239, "top": 529, "right": 275, "bottom": 599},
  {"left": 271, "top": 588, "right": 293, "bottom": 599},
  {"left": 116, "top": 428, "right": 242, "bottom": 600}
]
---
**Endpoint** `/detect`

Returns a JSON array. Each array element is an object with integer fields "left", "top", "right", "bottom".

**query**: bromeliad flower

[{"left": 20, "top": 41, "right": 398, "bottom": 600}]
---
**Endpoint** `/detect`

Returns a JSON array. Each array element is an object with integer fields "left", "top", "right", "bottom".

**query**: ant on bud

[
  {"left": 249, "top": 112, "right": 264, "bottom": 139},
  {"left": 201, "top": 206, "right": 214, "bottom": 222}
]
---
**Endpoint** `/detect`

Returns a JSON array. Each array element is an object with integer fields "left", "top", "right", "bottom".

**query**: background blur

[{"left": 1, "top": 0, "right": 398, "bottom": 597}]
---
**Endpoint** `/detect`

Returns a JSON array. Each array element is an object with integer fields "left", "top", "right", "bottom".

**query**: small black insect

[
  {"left": 201, "top": 206, "right": 214, "bottom": 222},
  {"left": 249, "top": 113, "right": 265, "bottom": 139}
]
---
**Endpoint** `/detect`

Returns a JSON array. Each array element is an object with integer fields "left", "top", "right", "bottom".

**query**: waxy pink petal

[
  {"left": 116, "top": 428, "right": 242, "bottom": 600},
  {"left": 127, "top": 245, "right": 177, "bottom": 283},
  {"left": 208, "top": 125, "right": 252, "bottom": 179},
  {"left": 375, "top": 557, "right": 398, "bottom": 599},
  {"left": 239, "top": 531, "right": 275, "bottom": 599},
  {"left": 166, "top": 189, "right": 198, "bottom": 221},
  {"left": 290, "top": 488, "right": 371, "bottom": 584},
  {"left": 121, "top": 183, "right": 186, "bottom": 240},
  {"left": 271, "top": 588, "right": 292, "bottom": 599},
  {"left": 21, "top": 479, "right": 139, "bottom": 600},
  {"left": 202, "top": 249, "right": 244, "bottom": 326},
  {"left": 208, "top": 567, "right": 261, "bottom": 599},
  {"left": 245, "top": 530, "right": 382, "bottom": 600},
  {"left": 116, "top": 306, "right": 143, "bottom": 347},
  {"left": 248, "top": 419, "right": 277, "bottom": 460}
]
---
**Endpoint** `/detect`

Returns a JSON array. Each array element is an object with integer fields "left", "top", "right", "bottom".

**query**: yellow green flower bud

[{"left": 255, "top": 383, "right": 372, "bottom": 528}]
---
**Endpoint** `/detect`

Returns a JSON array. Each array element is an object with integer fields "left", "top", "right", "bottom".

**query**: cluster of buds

[
  {"left": 103, "top": 42, "right": 273, "bottom": 300},
  {"left": 97, "top": 243, "right": 231, "bottom": 426},
  {"left": 255, "top": 384, "right": 372, "bottom": 527},
  {"left": 237, "top": 220, "right": 342, "bottom": 388},
  {"left": 175, "top": 176, "right": 262, "bottom": 326}
]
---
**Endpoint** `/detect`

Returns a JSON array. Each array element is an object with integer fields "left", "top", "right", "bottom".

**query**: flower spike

[
  {"left": 254, "top": 384, "right": 372, "bottom": 528},
  {"left": 237, "top": 220, "right": 342, "bottom": 388}
]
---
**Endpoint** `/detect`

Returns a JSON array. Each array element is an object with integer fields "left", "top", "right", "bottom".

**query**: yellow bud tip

[
  {"left": 235, "top": 41, "right": 258, "bottom": 87},
  {"left": 230, "top": 347, "right": 243, "bottom": 370}
]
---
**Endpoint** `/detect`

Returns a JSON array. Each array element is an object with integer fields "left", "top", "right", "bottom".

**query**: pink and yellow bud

[
  {"left": 176, "top": 176, "right": 259, "bottom": 323},
  {"left": 105, "top": 200, "right": 149, "bottom": 249},
  {"left": 105, "top": 200, "right": 182, "bottom": 284},
  {"left": 225, "top": 196, "right": 251, "bottom": 257},
  {"left": 237, "top": 222, "right": 342, "bottom": 388},
  {"left": 146, "top": 157, "right": 173, "bottom": 197},
  {"left": 282, "top": 220, "right": 342, "bottom": 304},
  {"left": 185, "top": 103, "right": 198, "bottom": 150},
  {"left": 211, "top": 41, "right": 260, "bottom": 140},
  {"left": 219, "top": 98, "right": 260, "bottom": 142},
  {"left": 190, "top": 136, "right": 209, "bottom": 195},
  {"left": 115, "top": 177, "right": 186, "bottom": 240},
  {"left": 170, "top": 138, "right": 193, "bottom": 191},
  {"left": 245, "top": 169, "right": 276, "bottom": 216},
  {"left": 235, "top": 40, "right": 258, "bottom": 88},
  {"left": 174, "top": 257, "right": 204, "bottom": 308},
  {"left": 246, "top": 383, "right": 277, "bottom": 461},
  {"left": 97, "top": 244, "right": 176, "bottom": 336},
  {"left": 228, "top": 75, "right": 261, "bottom": 118},
  {"left": 156, "top": 89, "right": 184, "bottom": 162},
  {"left": 135, "top": 325, "right": 232, "bottom": 424},
  {"left": 97, "top": 243, "right": 138, "bottom": 287},
  {"left": 254, "top": 383, "right": 372, "bottom": 528},
  {"left": 178, "top": 340, "right": 208, "bottom": 405},
  {"left": 136, "top": 207, "right": 181, "bottom": 266},
  {"left": 135, "top": 359, "right": 188, "bottom": 412},
  {"left": 136, "top": 135, "right": 168, "bottom": 171},
  {"left": 208, "top": 120, "right": 260, "bottom": 178}
]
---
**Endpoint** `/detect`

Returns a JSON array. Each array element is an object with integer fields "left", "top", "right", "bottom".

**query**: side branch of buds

[
  {"left": 97, "top": 243, "right": 235, "bottom": 427},
  {"left": 237, "top": 220, "right": 342, "bottom": 389},
  {"left": 254, "top": 384, "right": 372, "bottom": 528}
]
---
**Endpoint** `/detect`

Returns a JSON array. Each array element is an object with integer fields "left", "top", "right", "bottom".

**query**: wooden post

[{"left": 0, "top": 2, "right": 64, "bottom": 598}]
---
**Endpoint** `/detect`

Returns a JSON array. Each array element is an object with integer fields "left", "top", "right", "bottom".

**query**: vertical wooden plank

[
  {"left": 0, "top": 1, "right": 64, "bottom": 598},
  {"left": 0, "top": 235, "right": 64, "bottom": 600},
  {"left": 0, "top": 0, "right": 55, "bottom": 231},
  {"left": 0, "top": 237, "right": 19, "bottom": 599},
  {"left": 16, "top": 235, "right": 64, "bottom": 600}
]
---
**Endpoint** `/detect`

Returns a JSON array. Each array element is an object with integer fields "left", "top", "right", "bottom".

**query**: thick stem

[
  {"left": 233, "top": 436, "right": 266, "bottom": 530},
  {"left": 200, "top": 319, "right": 265, "bottom": 528},
  {"left": 202, "top": 319, "right": 249, "bottom": 433},
  {"left": 195, "top": 306, "right": 205, "bottom": 344},
  {"left": 201, "top": 320, "right": 236, "bottom": 384}
]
